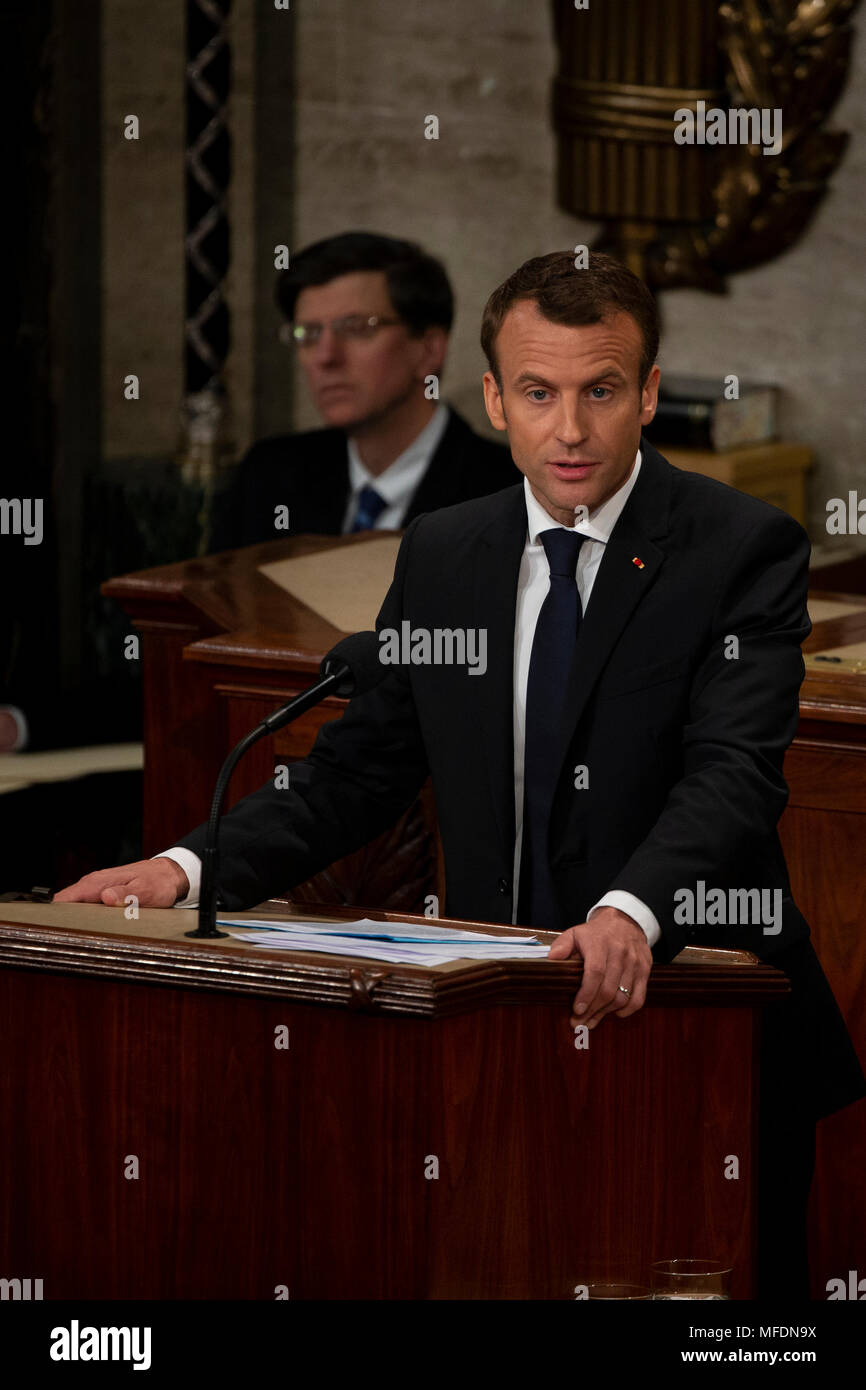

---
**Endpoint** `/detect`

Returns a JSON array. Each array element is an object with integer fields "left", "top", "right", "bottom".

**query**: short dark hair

[
  {"left": 481, "top": 249, "right": 659, "bottom": 389},
  {"left": 276, "top": 231, "right": 454, "bottom": 335}
]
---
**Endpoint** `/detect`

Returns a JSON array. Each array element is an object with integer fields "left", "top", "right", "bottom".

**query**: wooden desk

[{"left": 0, "top": 900, "right": 779, "bottom": 1299}]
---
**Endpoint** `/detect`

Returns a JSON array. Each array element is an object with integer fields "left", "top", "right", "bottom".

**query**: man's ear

[
  {"left": 640, "top": 364, "right": 661, "bottom": 427},
  {"left": 482, "top": 371, "right": 508, "bottom": 432},
  {"left": 416, "top": 326, "right": 449, "bottom": 380}
]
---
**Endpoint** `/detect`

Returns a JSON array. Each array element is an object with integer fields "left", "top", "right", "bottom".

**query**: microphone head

[{"left": 320, "top": 631, "right": 385, "bottom": 698}]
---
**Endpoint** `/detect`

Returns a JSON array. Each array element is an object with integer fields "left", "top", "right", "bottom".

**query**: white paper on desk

[
  {"left": 225, "top": 930, "right": 551, "bottom": 966},
  {"left": 258, "top": 533, "right": 403, "bottom": 634},
  {"left": 218, "top": 915, "right": 538, "bottom": 945}
]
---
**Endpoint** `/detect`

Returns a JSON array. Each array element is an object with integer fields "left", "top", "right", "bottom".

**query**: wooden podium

[
  {"left": 102, "top": 537, "right": 866, "bottom": 1299},
  {"left": 0, "top": 900, "right": 785, "bottom": 1299}
]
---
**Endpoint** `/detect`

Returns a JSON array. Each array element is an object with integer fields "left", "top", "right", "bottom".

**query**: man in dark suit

[
  {"left": 59, "top": 250, "right": 866, "bottom": 1299},
  {"left": 210, "top": 231, "right": 519, "bottom": 550}
]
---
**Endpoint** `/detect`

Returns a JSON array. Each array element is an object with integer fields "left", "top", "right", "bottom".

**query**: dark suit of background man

[
  {"left": 60, "top": 251, "right": 866, "bottom": 1301},
  {"left": 209, "top": 231, "right": 519, "bottom": 552}
]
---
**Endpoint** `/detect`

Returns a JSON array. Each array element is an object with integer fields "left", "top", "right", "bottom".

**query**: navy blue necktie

[
  {"left": 351, "top": 485, "right": 387, "bottom": 532},
  {"left": 518, "top": 528, "right": 587, "bottom": 931}
]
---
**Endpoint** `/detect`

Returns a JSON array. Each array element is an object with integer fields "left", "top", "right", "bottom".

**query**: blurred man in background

[{"left": 210, "top": 231, "right": 519, "bottom": 549}]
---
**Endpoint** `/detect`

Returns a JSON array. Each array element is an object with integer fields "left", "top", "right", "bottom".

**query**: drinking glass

[{"left": 651, "top": 1258, "right": 732, "bottom": 1300}]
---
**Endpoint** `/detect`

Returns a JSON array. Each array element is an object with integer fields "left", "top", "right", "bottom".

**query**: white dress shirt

[
  {"left": 161, "top": 445, "right": 662, "bottom": 945},
  {"left": 340, "top": 402, "right": 450, "bottom": 533},
  {"left": 512, "top": 451, "right": 660, "bottom": 947}
]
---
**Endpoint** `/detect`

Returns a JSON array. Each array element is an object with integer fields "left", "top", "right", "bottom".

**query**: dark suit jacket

[
  {"left": 180, "top": 438, "right": 866, "bottom": 1119},
  {"left": 209, "top": 405, "right": 520, "bottom": 550}
]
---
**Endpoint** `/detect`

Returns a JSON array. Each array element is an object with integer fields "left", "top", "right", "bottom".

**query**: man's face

[
  {"left": 292, "top": 271, "right": 446, "bottom": 431},
  {"left": 482, "top": 302, "right": 660, "bottom": 525}
]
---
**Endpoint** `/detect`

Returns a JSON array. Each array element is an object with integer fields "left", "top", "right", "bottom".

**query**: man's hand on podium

[
  {"left": 547, "top": 906, "right": 652, "bottom": 1031},
  {"left": 54, "top": 857, "right": 190, "bottom": 908}
]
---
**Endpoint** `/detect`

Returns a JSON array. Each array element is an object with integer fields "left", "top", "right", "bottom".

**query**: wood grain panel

[
  {"left": 0, "top": 919, "right": 770, "bottom": 1299},
  {"left": 779, "top": 791, "right": 866, "bottom": 1298}
]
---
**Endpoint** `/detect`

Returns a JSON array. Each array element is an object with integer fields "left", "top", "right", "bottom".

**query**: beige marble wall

[
  {"left": 101, "top": 0, "right": 184, "bottom": 460},
  {"left": 288, "top": 0, "right": 865, "bottom": 545},
  {"left": 101, "top": 0, "right": 257, "bottom": 462},
  {"left": 289, "top": 0, "right": 592, "bottom": 440},
  {"left": 251, "top": 2, "right": 297, "bottom": 443}
]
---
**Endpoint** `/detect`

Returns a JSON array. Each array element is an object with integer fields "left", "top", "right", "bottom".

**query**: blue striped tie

[
  {"left": 351, "top": 485, "right": 388, "bottom": 532},
  {"left": 518, "top": 528, "right": 587, "bottom": 931}
]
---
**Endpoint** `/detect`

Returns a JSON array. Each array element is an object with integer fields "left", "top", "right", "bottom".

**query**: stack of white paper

[{"left": 218, "top": 916, "right": 551, "bottom": 967}]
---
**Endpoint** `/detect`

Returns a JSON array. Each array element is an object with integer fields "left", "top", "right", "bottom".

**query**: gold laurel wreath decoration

[{"left": 648, "top": 0, "right": 861, "bottom": 289}]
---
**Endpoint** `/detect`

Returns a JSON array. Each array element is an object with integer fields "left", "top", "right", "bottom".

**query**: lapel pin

[{"left": 632, "top": 556, "right": 645, "bottom": 569}]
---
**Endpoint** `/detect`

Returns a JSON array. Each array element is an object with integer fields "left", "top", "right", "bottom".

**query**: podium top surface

[
  {"left": 104, "top": 533, "right": 866, "bottom": 717},
  {"left": 102, "top": 531, "right": 399, "bottom": 674},
  {"left": 0, "top": 900, "right": 789, "bottom": 1018}
]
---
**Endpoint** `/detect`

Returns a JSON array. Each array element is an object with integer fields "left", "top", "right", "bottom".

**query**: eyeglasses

[{"left": 284, "top": 314, "right": 403, "bottom": 347}]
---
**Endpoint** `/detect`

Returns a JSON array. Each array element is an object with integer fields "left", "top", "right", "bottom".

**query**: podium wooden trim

[
  {"left": 0, "top": 901, "right": 788, "bottom": 1016},
  {"left": 0, "top": 901, "right": 787, "bottom": 1300}
]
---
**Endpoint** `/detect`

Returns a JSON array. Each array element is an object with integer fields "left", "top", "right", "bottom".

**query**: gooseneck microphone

[{"left": 186, "top": 630, "right": 384, "bottom": 938}]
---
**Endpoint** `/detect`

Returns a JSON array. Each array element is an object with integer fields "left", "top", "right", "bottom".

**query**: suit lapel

[
  {"left": 403, "top": 407, "right": 464, "bottom": 523},
  {"left": 470, "top": 485, "right": 527, "bottom": 864},
  {"left": 316, "top": 443, "right": 351, "bottom": 533},
  {"left": 292, "top": 431, "right": 350, "bottom": 534}
]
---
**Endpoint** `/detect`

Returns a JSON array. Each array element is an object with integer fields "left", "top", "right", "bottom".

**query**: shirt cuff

[
  {"left": 152, "top": 848, "right": 202, "bottom": 909},
  {"left": 0, "top": 705, "right": 29, "bottom": 751},
  {"left": 587, "top": 890, "right": 661, "bottom": 948}
]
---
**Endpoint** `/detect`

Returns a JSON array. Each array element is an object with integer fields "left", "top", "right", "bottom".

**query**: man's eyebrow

[
  {"left": 513, "top": 372, "right": 559, "bottom": 389},
  {"left": 512, "top": 366, "right": 629, "bottom": 389}
]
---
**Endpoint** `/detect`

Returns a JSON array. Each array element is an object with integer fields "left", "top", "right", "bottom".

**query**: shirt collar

[
  {"left": 346, "top": 403, "right": 450, "bottom": 503},
  {"left": 523, "top": 449, "right": 642, "bottom": 546}
]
